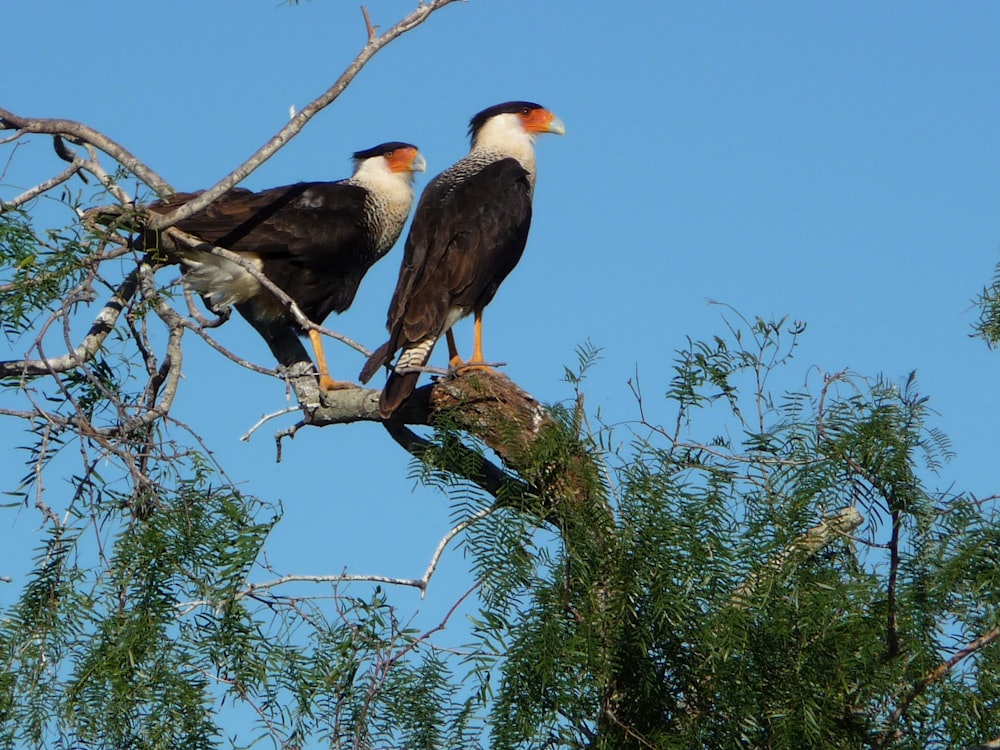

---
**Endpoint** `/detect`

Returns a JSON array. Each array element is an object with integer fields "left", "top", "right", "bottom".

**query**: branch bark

[
  {"left": 0, "top": 108, "right": 172, "bottom": 196},
  {"left": 876, "top": 625, "right": 1000, "bottom": 749},
  {"left": 0, "top": 268, "right": 140, "bottom": 379},
  {"left": 140, "top": 0, "right": 460, "bottom": 224}
]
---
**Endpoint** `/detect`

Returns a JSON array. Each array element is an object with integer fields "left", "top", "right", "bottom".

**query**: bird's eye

[
  {"left": 384, "top": 150, "right": 395, "bottom": 157},
  {"left": 521, "top": 107, "right": 532, "bottom": 116}
]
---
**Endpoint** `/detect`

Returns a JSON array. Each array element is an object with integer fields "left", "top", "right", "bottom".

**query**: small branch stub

[{"left": 362, "top": 5, "right": 377, "bottom": 40}]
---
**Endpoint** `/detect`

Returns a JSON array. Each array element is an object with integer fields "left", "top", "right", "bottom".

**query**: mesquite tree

[{"left": 2, "top": 4, "right": 999, "bottom": 749}]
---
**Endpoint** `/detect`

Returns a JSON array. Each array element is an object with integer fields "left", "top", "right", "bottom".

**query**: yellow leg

[
  {"left": 459, "top": 310, "right": 492, "bottom": 372},
  {"left": 308, "top": 329, "right": 357, "bottom": 391},
  {"left": 472, "top": 310, "right": 485, "bottom": 363}
]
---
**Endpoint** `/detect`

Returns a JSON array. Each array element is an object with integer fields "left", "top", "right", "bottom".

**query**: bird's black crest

[
  {"left": 468, "top": 101, "right": 544, "bottom": 141},
  {"left": 352, "top": 142, "right": 418, "bottom": 161}
]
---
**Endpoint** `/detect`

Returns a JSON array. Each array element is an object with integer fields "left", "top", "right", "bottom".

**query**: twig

[
  {"left": 239, "top": 573, "right": 428, "bottom": 598},
  {"left": 1, "top": 160, "right": 83, "bottom": 212},
  {"left": 146, "top": 0, "right": 462, "bottom": 230},
  {"left": 0, "top": 268, "right": 141, "bottom": 378},
  {"left": 0, "top": 129, "right": 26, "bottom": 146},
  {"left": 361, "top": 5, "right": 376, "bottom": 41},
  {"left": 164, "top": 227, "right": 370, "bottom": 354},
  {"left": 181, "top": 319, "right": 280, "bottom": 377},
  {"left": 233, "top": 505, "right": 490, "bottom": 602},
  {"left": 241, "top": 406, "right": 302, "bottom": 442},
  {"left": 419, "top": 506, "right": 493, "bottom": 598},
  {"left": 876, "top": 625, "right": 1000, "bottom": 748},
  {"left": 0, "top": 108, "right": 172, "bottom": 195}
]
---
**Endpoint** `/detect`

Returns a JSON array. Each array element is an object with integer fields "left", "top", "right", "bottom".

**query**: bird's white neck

[
  {"left": 470, "top": 113, "right": 539, "bottom": 179},
  {"left": 348, "top": 157, "right": 416, "bottom": 207}
]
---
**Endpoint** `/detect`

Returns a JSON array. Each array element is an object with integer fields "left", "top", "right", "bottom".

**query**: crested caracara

[
  {"left": 359, "top": 102, "right": 564, "bottom": 416},
  {"left": 146, "top": 142, "right": 426, "bottom": 390}
]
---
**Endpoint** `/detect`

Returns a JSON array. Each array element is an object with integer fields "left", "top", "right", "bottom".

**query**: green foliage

[
  {"left": 0, "top": 453, "right": 485, "bottom": 749},
  {"left": 441, "top": 314, "right": 999, "bottom": 749},
  {"left": 0, "top": 210, "right": 94, "bottom": 339},
  {"left": 2, "top": 193, "right": 998, "bottom": 747},
  {"left": 973, "top": 261, "right": 1000, "bottom": 347},
  {"left": 3, "top": 275, "right": 997, "bottom": 749},
  {"left": 0, "top": 467, "right": 270, "bottom": 749}
]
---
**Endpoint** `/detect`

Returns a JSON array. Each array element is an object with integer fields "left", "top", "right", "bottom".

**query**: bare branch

[
  {"left": 877, "top": 625, "right": 1000, "bottom": 748},
  {"left": 0, "top": 268, "right": 141, "bottom": 378},
  {"left": 361, "top": 5, "right": 377, "bottom": 41},
  {"left": 168, "top": 230, "right": 371, "bottom": 355},
  {"left": 0, "top": 108, "right": 172, "bottom": 195},
  {"left": 240, "top": 407, "right": 301, "bottom": 442},
  {"left": 418, "top": 506, "right": 492, "bottom": 598},
  {"left": 147, "top": 0, "right": 462, "bottom": 230},
  {"left": 181, "top": 320, "right": 281, "bottom": 378},
  {"left": 1, "top": 160, "right": 84, "bottom": 211},
  {"left": 1, "top": 0, "right": 460, "bottom": 221},
  {"left": 0, "top": 129, "right": 25, "bottom": 146},
  {"left": 239, "top": 573, "right": 427, "bottom": 598},
  {"left": 89, "top": 263, "right": 186, "bottom": 438},
  {"left": 235, "top": 508, "right": 490, "bottom": 601}
]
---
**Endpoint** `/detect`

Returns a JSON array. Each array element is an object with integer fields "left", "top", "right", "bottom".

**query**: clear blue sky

[{"left": 3, "top": 0, "right": 1000, "bottom": 728}]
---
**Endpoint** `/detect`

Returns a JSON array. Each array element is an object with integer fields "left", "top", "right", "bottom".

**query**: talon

[
  {"left": 319, "top": 376, "right": 359, "bottom": 392},
  {"left": 455, "top": 362, "right": 494, "bottom": 375}
]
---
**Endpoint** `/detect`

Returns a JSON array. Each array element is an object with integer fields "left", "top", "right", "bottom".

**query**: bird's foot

[
  {"left": 319, "top": 376, "right": 360, "bottom": 392},
  {"left": 451, "top": 361, "right": 495, "bottom": 376}
]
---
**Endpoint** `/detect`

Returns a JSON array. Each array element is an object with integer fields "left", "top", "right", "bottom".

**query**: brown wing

[
  {"left": 150, "top": 182, "right": 374, "bottom": 321},
  {"left": 359, "top": 158, "right": 532, "bottom": 406},
  {"left": 387, "top": 158, "right": 532, "bottom": 351}
]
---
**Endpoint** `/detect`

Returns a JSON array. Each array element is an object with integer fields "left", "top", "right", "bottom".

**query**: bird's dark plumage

[
  {"left": 144, "top": 142, "right": 425, "bottom": 390},
  {"left": 360, "top": 103, "right": 564, "bottom": 415},
  {"left": 152, "top": 182, "right": 375, "bottom": 321}
]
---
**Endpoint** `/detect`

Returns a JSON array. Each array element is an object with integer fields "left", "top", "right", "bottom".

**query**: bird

[
  {"left": 359, "top": 101, "right": 565, "bottom": 417},
  {"left": 143, "top": 142, "right": 426, "bottom": 391}
]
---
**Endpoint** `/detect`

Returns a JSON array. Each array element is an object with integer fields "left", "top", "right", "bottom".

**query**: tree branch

[
  {"left": 231, "top": 507, "right": 490, "bottom": 603},
  {"left": 876, "top": 625, "right": 1000, "bottom": 748},
  {"left": 0, "top": 267, "right": 140, "bottom": 378},
  {"left": 382, "top": 418, "right": 530, "bottom": 502},
  {"left": 1, "top": 0, "right": 460, "bottom": 396},
  {"left": 0, "top": 108, "right": 172, "bottom": 195},
  {"left": 146, "top": 0, "right": 462, "bottom": 227},
  {"left": 1, "top": 159, "right": 84, "bottom": 212}
]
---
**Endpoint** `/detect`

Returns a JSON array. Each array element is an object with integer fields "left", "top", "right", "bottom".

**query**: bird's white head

[
  {"left": 468, "top": 102, "right": 565, "bottom": 164},
  {"left": 351, "top": 142, "right": 427, "bottom": 189}
]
